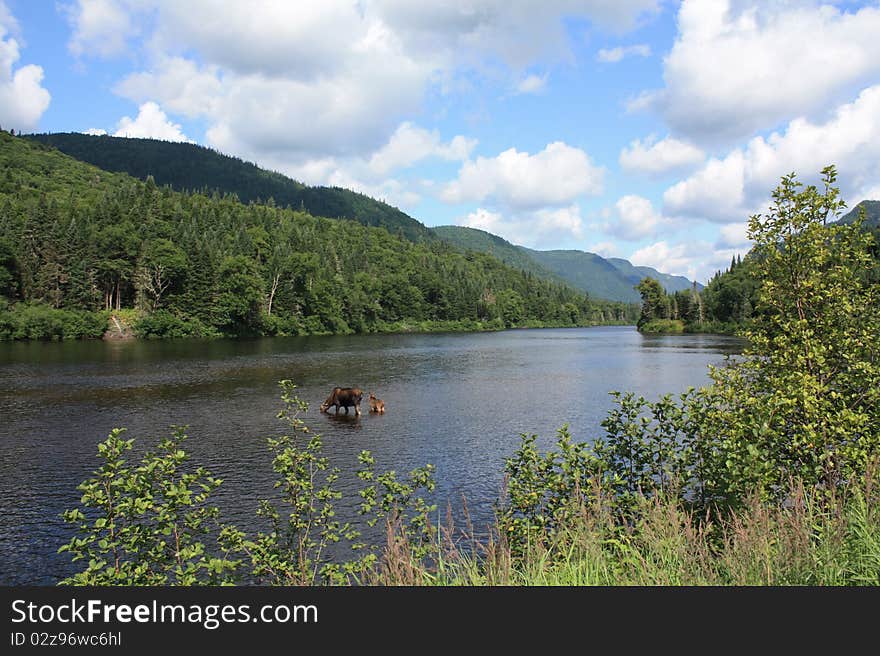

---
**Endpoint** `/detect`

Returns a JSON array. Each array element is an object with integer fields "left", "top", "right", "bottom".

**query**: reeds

[{"left": 373, "top": 468, "right": 880, "bottom": 586}]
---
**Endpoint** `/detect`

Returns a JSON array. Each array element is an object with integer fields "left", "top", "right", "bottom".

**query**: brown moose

[
  {"left": 319, "top": 387, "right": 363, "bottom": 415},
  {"left": 368, "top": 393, "right": 385, "bottom": 414}
]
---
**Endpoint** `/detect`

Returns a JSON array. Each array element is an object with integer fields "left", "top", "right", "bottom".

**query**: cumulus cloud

[
  {"left": 532, "top": 204, "right": 584, "bottom": 240},
  {"left": 715, "top": 222, "right": 750, "bottom": 250},
  {"left": 112, "top": 101, "right": 192, "bottom": 142},
  {"left": 115, "top": 57, "right": 222, "bottom": 119},
  {"left": 0, "top": 2, "right": 17, "bottom": 33},
  {"left": 605, "top": 194, "right": 670, "bottom": 241},
  {"left": 373, "top": 0, "right": 661, "bottom": 68},
  {"left": 0, "top": 6, "right": 50, "bottom": 132},
  {"left": 83, "top": 128, "right": 107, "bottom": 135},
  {"left": 596, "top": 43, "right": 650, "bottom": 63},
  {"left": 619, "top": 135, "right": 704, "bottom": 175},
  {"left": 367, "top": 122, "right": 476, "bottom": 176},
  {"left": 242, "top": 121, "right": 475, "bottom": 210},
  {"left": 64, "top": 0, "right": 136, "bottom": 58},
  {"left": 461, "top": 207, "right": 505, "bottom": 233},
  {"left": 117, "top": 30, "right": 431, "bottom": 161},
  {"left": 458, "top": 203, "right": 585, "bottom": 248},
  {"left": 63, "top": 0, "right": 659, "bottom": 187},
  {"left": 442, "top": 142, "right": 604, "bottom": 209},
  {"left": 587, "top": 241, "right": 619, "bottom": 258},
  {"left": 514, "top": 73, "right": 547, "bottom": 94},
  {"left": 663, "top": 84, "right": 880, "bottom": 223},
  {"left": 639, "top": 0, "right": 880, "bottom": 144},
  {"left": 322, "top": 170, "right": 423, "bottom": 212},
  {"left": 629, "top": 240, "right": 710, "bottom": 281}
]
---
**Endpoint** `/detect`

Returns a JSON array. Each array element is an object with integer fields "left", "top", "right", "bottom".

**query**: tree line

[
  {"left": 636, "top": 201, "right": 879, "bottom": 334},
  {"left": 0, "top": 132, "right": 636, "bottom": 340}
]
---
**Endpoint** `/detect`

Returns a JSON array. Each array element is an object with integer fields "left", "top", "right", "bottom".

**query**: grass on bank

[{"left": 375, "top": 473, "right": 880, "bottom": 586}]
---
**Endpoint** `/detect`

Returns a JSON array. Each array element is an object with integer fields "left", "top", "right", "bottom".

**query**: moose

[
  {"left": 368, "top": 393, "right": 385, "bottom": 414},
  {"left": 319, "top": 386, "right": 364, "bottom": 415}
]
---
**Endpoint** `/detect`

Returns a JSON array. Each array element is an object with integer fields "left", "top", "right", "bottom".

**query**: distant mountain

[
  {"left": 520, "top": 248, "right": 643, "bottom": 303},
  {"left": 24, "top": 132, "right": 436, "bottom": 243},
  {"left": 838, "top": 200, "right": 880, "bottom": 228},
  {"left": 431, "top": 225, "right": 565, "bottom": 282},
  {"left": 432, "top": 225, "right": 700, "bottom": 303},
  {"left": 605, "top": 258, "right": 698, "bottom": 295}
]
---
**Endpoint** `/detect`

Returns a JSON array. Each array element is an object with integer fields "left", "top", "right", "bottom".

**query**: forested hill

[
  {"left": 838, "top": 200, "right": 880, "bottom": 228},
  {"left": 522, "top": 249, "right": 646, "bottom": 303},
  {"left": 432, "top": 225, "right": 699, "bottom": 303},
  {"left": 0, "top": 131, "right": 636, "bottom": 340},
  {"left": 23, "top": 132, "right": 436, "bottom": 243},
  {"left": 431, "top": 226, "right": 567, "bottom": 284}
]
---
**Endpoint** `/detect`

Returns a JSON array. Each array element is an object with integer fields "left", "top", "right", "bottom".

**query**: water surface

[{"left": 0, "top": 326, "right": 743, "bottom": 584}]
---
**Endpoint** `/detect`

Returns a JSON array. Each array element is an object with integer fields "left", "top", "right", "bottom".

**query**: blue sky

[{"left": 2, "top": 1, "right": 879, "bottom": 283}]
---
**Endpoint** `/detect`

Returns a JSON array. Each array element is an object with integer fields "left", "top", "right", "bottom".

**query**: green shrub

[
  {"left": 638, "top": 319, "right": 685, "bottom": 334},
  {"left": 134, "top": 310, "right": 211, "bottom": 338},
  {"left": 0, "top": 303, "right": 107, "bottom": 340}
]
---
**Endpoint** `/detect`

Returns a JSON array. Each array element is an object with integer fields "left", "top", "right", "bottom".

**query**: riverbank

[
  {"left": 0, "top": 301, "right": 634, "bottom": 342},
  {"left": 637, "top": 318, "right": 685, "bottom": 334},
  {"left": 637, "top": 318, "right": 749, "bottom": 337}
]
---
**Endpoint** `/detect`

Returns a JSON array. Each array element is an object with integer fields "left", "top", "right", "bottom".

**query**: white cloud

[
  {"left": 118, "top": 30, "right": 431, "bottom": 161},
  {"left": 856, "top": 185, "right": 880, "bottom": 206},
  {"left": 442, "top": 141, "right": 604, "bottom": 209},
  {"left": 664, "top": 151, "right": 747, "bottom": 223},
  {"left": 606, "top": 194, "right": 669, "bottom": 241},
  {"left": 374, "top": 1, "right": 661, "bottom": 68},
  {"left": 640, "top": 0, "right": 880, "bottom": 143},
  {"left": 367, "top": 122, "right": 476, "bottom": 176},
  {"left": 0, "top": 7, "right": 50, "bottom": 131},
  {"left": 533, "top": 204, "right": 584, "bottom": 239},
  {"left": 245, "top": 120, "right": 475, "bottom": 210},
  {"left": 619, "top": 135, "right": 704, "bottom": 175},
  {"left": 115, "top": 57, "right": 222, "bottom": 119},
  {"left": 663, "top": 84, "right": 880, "bottom": 223},
  {"left": 64, "top": 0, "right": 136, "bottom": 58},
  {"left": 83, "top": 128, "right": 107, "bottom": 135},
  {"left": 596, "top": 43, "right": 650, "bottom": 63},
  {"left": 0, "top": 2, "right": 18, "bottom": 34},
  {"left": 587, "top": 241, "right": 619, "bottom": 258},
  {"left": 716, "top": 222, "right": 750, "bottom": 250},
  {"left": 112, "top": 101, "right": 192, "bottom": 142},
  {"left": 64, "top": 0, "right": 659, "bottom": 199},
  {"left": 629, "top": 240, "right": 707, "bottom": 281},
  {"left": 461, "top": 207, "right": 504, "bottom": 233},
  {"left": 515, "top": 73, "right": 547, "bottom": 94},
  {"left": 326, "top": 171, "right": 423, "bottom": 212},
  {"left": 458, "top": 203, "right": 585, "bottom": 248}
]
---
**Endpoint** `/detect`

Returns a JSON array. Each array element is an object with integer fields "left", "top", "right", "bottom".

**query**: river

[{"left": 0, "top": 326, "right": 743, "bottom": 584}]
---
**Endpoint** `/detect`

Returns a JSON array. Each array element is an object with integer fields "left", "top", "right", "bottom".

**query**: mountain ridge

[
  {"left": 23, "top": 132, "right": 436, "bottom": 243},
  {"left": 838, "top": 200, "right": 880, "bottom": 228},
  {"left": 432, "top": 225, "right": 700, "bottom": 303}
]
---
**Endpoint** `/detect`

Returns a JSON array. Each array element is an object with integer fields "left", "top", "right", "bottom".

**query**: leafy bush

[
  {"left": 638, "top": 319, "right": 685, "bottom": 334},
  {"left": 0, "top": 303, "right": 106, "bottom": 340},
  {"left": 59, "top": 428, "right": 237, "bottom": 585},
  {"left": 134, "top": 310, "right": 213, "bottom": 339}
]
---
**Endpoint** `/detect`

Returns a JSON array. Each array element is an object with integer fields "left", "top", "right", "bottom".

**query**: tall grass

[{"left": 373, "top": 470, "right": 880, "bottom": 586}]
